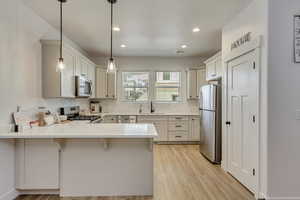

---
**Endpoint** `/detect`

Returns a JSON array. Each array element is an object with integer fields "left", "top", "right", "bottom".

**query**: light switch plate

[{"left": 296, "top": 110, "right": 300, "bottom": 120}]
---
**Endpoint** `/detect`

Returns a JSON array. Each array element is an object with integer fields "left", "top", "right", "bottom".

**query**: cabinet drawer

[
  {"left": 168, "top": 121, "right": 189, "bottom": 131},
  {"left": 103, "top": 116, "right": 118, "bottom": 123},
  {"left": 168, "top": 116, "right": 189, "bottom": 121},
  {"left": 169, "top": 133, "right": 188, "bottom": 141},
  {"left": 138, "top": 116, "right": 167, "bottom": 122}
]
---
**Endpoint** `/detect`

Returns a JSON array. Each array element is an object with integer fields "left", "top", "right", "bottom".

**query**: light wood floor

[{"left": 16, "top": 145, "right": 254, "bottom": 200}]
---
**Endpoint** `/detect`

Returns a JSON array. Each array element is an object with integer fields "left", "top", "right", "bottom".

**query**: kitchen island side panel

[{"left": 60, "top": 139, "right": 153, "bottom": 197}]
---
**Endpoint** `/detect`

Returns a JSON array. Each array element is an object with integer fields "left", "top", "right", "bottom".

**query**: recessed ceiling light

[
  {"left": 113, "top": 27, "right": 120, "bottom": 32},
  {"left": 181, "top": 45, "right": 187, "bottom": 49},
  {"left": 193, "top": 27, "right": 200, "bottom": 33},
  {"left": 120, "top": 44, "right": 126, "bottom": 48}
]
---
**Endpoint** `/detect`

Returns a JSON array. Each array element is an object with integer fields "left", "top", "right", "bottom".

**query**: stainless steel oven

[{"left": 75, "top": 75, "right": 92, "bottom": 97}]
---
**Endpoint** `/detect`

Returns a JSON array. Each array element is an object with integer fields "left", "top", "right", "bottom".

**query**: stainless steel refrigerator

[{"left": 199, "top": 84, "right": 222, "bottom": 164}]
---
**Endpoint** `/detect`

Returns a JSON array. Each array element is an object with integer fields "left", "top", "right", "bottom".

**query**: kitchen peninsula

[{"left": 0, "top": 123, "right": 157, "bottom": 197}]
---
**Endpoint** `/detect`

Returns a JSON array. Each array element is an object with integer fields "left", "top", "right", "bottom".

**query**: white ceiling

[{"left": 23, "top": 0, "right": 251, "bottom": 57}]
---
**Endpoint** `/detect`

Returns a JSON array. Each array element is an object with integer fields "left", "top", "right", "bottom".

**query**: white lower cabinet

[
  {"left": 137, "top": 115, "right": 200, "bottom": 142},
  {"left": 190, "top": 116, "right": 201, "bottom": 141},
  {"left": 16, "top": 139, "right": 59, "bottom": 190},
  {"left": 138, "top": 116, "right": 168, "bottom": 142},
  {"left": 168, "top": 132, "right": 189, "bottom": 141}
]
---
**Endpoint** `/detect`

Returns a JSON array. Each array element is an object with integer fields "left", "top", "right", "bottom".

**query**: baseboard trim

[
  {"left": 18, "top": 190, "right": 59, "bottom": 195},
  {"left": 155, "top": 141, "right": 200, "bottom": 145},
  {"left": 266, "top": 197, "right": 300, "bottom": 200},
  {"left": 0, "top": 189, "right": 19, "bottom": 200}
]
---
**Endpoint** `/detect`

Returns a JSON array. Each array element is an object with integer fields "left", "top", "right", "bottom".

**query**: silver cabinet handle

[
  {"left": 175, "top": 125, "right": 182, "bottom": 128},
  {"left": 175, "top": 136, "right": 182, "bottom": 138}
]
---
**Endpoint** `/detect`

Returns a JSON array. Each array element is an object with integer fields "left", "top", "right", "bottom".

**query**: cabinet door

[
  {"left": 196, "top": 69, "right": 207, "bottom": 97},
  {"left": 88, "top": 64, "right": 96, "bottom": 98},
  {"left": 153, "top": 121, "right": 168, "bottom": 142},
  {"left": 96, "top": 68, "right": 107, "bottom": 98},
  {"left": 61, "top": 49, "right": 76, "bottom": 98},
  {"left": 190, "top": 117, "right": 201, "bottom": 141},
  {"left": 16, "top": 139, "right": 59, "bottom": 190},
  {"left": 77, "top": 57, "right": 88, "bottom": 77},
  {"left": 206, "top": 61, "right": 217, "bottom": 81},
  {"left": 215, "top": 57, "right": 223, "bottom": 78},
  {"left": 187, "top": 70, "right": 197, "bottom": 99},
  {"left": 107, "top": 73, "right": 116, "bottom": 99}
]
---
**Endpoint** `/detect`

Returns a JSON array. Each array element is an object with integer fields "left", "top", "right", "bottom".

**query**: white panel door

[{"left": 227, "top": 50, "right": 258, "bottom": 193}]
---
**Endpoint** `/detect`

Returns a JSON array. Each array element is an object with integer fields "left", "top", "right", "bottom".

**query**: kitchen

[{"left": 1, "top": 0, "right": 300, "bottom": 200}]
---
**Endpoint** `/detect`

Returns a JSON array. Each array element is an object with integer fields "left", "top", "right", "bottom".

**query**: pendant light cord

[
  {"left": 60, "top": 0, "right": 63, "bottom": 59},
  {"left": 110, "top": 2, "right": 113, "bottom": 59}
]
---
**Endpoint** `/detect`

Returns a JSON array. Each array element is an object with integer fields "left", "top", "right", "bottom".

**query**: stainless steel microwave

[{"left": 75, "top": 75, "right": 92, "bottom": 97}]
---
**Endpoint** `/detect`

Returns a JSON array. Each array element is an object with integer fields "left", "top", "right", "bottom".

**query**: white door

[{"left": 227, "top": 50, "right": 258, "bottom": 193}]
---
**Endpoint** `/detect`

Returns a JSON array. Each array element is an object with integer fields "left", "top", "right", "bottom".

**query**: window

[
  {"left": 122, "top": 72, "right": 149, "bottom": 102},
  {"left": 155, "top": 72, "right": 181, "bottom": 102}
]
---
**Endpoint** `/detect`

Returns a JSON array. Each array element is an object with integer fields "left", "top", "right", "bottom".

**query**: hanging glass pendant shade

[
  {"left": 107, "top": 57, "right": 116, "bottom": 73},
  {"left": 56, "top": 0, "right": 67, "bottom": 72},
  {"left": 107, "top": 0, "right": 117, "bottom": 73}
]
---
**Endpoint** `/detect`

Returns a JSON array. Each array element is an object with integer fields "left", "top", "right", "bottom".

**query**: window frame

[
  {"left": 119, "top": 70, "right": 183, "bottom": 103},
  {"left": 120, "top": 71, "right": 150, "bottom": 103},
  {"left": 153, "top": 71, "right": 182, "bottom": 103}
]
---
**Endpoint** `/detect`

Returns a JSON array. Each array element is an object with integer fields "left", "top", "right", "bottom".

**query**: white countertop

[{"left": 0, "top": 122, "right": 157, "bottom": 139}]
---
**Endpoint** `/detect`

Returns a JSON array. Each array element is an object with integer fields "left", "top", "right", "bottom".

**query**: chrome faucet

[
  {"left": 139, "top": 104, "right": 143, "bottom": 114},
  {"left": 150, "top": 101, "right": 155, "bottom": 113}
]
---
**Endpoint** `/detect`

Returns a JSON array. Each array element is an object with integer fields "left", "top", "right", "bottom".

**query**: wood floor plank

[{"left": 16, "top": 145, "right": 254, "bottom": 200}]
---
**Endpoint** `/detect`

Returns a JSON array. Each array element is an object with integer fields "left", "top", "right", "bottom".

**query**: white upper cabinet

[
  {"left": 187, "top": 68, "right": 207, "bottom": 100},
  {"left": 204, "top": 51, "right": 222, "bottom": 81},
  {"left": 95, "top": 67, "right": 116, "bottom": 99},
  {"left": 95, "top": 68, "right": 107, "bottom": 99},
  {"left": 88, "top": 63, "right": 96, "bottom": 98},
  {"left": 187, "top": 70, "right": 197, "bottom": 99},
  {"left": 60, "top": 48, "right": 76, "bottom": 98},
  {"left": 41, "top": 40, "right": 96, "bottom": 99}
]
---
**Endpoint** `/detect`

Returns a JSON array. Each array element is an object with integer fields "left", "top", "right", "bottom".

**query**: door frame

[{"left": 222, "top": 36, "right": 262, "bottom": 199}]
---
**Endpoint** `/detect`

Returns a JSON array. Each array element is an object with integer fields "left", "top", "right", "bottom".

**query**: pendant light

[
  {"left": 57, "top": 0, "right": 67, "bottom": 72},
  {"left": 107, "top": 0, "right": 117, "bottom": 73}
]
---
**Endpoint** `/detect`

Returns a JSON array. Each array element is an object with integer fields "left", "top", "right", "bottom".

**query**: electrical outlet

[{"left": 296, "top": 110, "right": 300, "bottom": 120}]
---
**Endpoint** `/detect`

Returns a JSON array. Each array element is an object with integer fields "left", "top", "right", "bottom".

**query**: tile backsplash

[{"left": 98, "top": 100, "right": 200, "bottom": 114}]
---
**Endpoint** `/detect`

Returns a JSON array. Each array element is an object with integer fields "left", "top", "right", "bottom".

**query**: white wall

[
  {"left": 267, "top": 0, "right": 300, "bottom": 198},
  {"left": 0, "top": 1, "right": 89, "bottom": 199},
  {"left": 222, "top": 0, "right": 269, "bottom": 198},
  {"left": 92, "top": 56, "right": 207, "bottom": 114}
]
